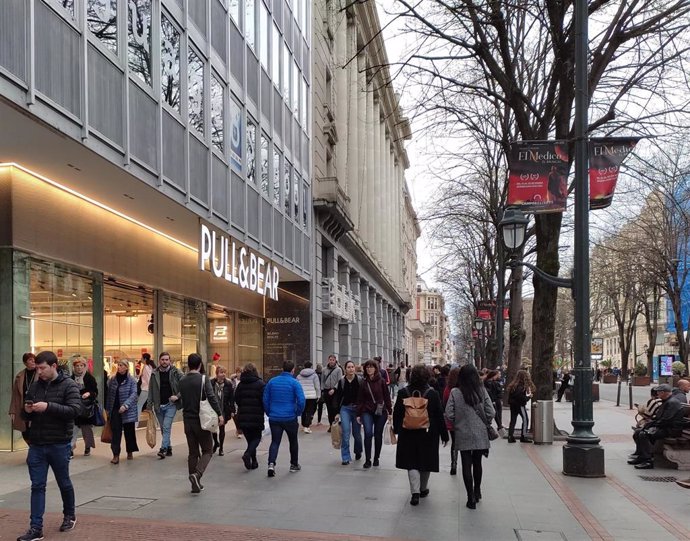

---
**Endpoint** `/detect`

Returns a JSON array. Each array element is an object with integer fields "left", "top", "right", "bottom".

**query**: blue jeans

[
  {"left": 27, "top": 442, "right": 75, "bottom": 529},
  {"left": 156, "top": 403, "right": 177, "bottom": 449},
  {"left": 267, "top": 419, "right": 299, "bottom": 466},
  {"left": 340, "top": 405, "right": 362, "bottom": 462},
  {"left": 361, "top": 412, "right": 387, "bottom": 462}
]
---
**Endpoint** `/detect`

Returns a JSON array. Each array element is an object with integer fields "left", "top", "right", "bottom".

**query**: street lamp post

[{"left": 494, "top": 209, "right": 505, "bottom": 371}]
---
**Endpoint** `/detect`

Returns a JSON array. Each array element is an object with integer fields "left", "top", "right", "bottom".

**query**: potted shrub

[
  {"left": 600, "top": 360, "right": 617, "bottom": 383},
  {"left": 672, "top": 361, "right": 686, "bottom": 386},
  {"left": 632, "top": 362, "right": 650, "bottom": 386}
]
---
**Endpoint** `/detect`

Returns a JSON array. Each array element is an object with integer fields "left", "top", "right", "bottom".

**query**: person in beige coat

[{"left": 8, "top": 353, "right": 37, "bottom": 440}]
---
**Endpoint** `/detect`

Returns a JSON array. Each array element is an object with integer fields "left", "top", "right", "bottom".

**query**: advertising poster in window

[
  {"left": 229, "top": 96, "right": 243, "bottom": 175},
  {"left": 507, "top": 141, "right": 569, "bottom": 214},
  {"left": 591, "top": 338, "right": 603, "bottom": 361},
  {"left": 659, "top": 354, "right": 675, "bottom": 377},
  {"left": 263, "top": 282, "right": 310, "bottom": 380},
  {"left": 588, "top": 137, "right": 640, "bottom": 210}
]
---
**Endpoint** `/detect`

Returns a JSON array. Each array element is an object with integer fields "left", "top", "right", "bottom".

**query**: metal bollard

[
  {"left": 616, "top": 379, "right": 622, "bottom": 407},
  {"left": 629, "top": 379, "right": 633, "bottom": 410}
]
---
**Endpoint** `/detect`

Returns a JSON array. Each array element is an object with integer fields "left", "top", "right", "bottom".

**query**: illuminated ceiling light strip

[{"left": 0, "top": 162, "right": 197, "bottom": 252}]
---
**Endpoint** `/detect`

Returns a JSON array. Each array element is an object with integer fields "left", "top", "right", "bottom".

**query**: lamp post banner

[
  {"left": 508, "top": 141, "right": 569, "bottom": 214},
  {"left": 589, "top": 137, "right": 641, "bottom": 210}
]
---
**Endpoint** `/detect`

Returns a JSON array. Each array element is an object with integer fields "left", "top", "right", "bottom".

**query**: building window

[
  {"left": 246, "top": 0, "right": 255, "bottom": 50},
  {"left": 229, "top": 0, "right": 239, "bottom": 26},
  {"left": 188, "top": 47, "right": 205, "bottom": 136},
  {"left": 87, "top": 0, "right": 118, "bottom": 54},
  {"left": 162, "top": 294, "right": 200, "bottom": 371},
  {"left": 273, "top": 148, "right": 281, "bottom": 206},
  {"left": 53, "top": 0, "right": 76, "bottom": 18},
  {"left": 260, "top": 133, "right": 270, "bottom": 198},
  {"left": 211, "top": 74, "right": 225, "bottom": 153},
  {"left": 293, "top": 172, "right": 300, "bottom": 221},
  {"left": 230, "top": 95, "right": 243, "bottom": 173},
  {"left": 272, "top": 24, "right": 281, "bottom": 86},
  {"left": 259, "top": 2, "right": 269, "bottom": 70},
  {"left": 301, "top": 76, "right": 308, "bottom": 127},
  {"left": 247, "top": 120, "right": 256, "bottom": 184},
  {"left": 283, "top": 43, "right": 290, "bottom": 103},
  {"left": 292, "top": 60, "right": 299, "bottom": 115},
  {"left": 302, "top": 181, "right": 308, "bottom": 228},
  {"left": 161, "top": 14, "right": 181, "bottom": 112},
  {"left": 128, "top": 0, "right": 152, "bottom": 86},
  {"left": 284, "top": 160, "right": 292, "bottom": 215}
]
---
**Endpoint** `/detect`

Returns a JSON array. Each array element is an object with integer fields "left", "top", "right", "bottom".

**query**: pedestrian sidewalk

[{"left": 1, "top": 403, "right": 690, "bottom": 540}]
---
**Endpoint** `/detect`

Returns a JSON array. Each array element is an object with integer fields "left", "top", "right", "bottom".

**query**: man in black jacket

[
  {"left": 18, "top": 350, "right": 82, "bottom": 541},
  {"left": 628, "top": 384, "right": 687, "bottom": 470}
]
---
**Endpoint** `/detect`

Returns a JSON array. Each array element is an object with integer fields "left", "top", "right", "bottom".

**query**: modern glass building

[{"left": 0, "top": 0, "right": 312, "bottom": 450}]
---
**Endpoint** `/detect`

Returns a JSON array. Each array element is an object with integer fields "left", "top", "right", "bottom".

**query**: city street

[{"left": 2, "top": 400, "right": 690, "bottom": 541}]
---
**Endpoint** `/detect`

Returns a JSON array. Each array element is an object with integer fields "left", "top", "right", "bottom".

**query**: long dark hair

[
  {"left": 458, "top": 365, "right": 482, "bottom": 406},
  {"left": 446, "top": 367, "right": 460, "bottom": 390},
  {"left": 409, "top": 364, "right": 431, "bottom": 390}
]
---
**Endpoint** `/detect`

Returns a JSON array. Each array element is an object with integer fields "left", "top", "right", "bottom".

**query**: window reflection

[
  {"left": 161, "top": 15, "right": 181, "bottom": 111},
  {"left": 259, "top": 2, "right": 269, "bottom": 70},
  {"left": 294, "top": 173, "right": 300, "bottom": 219},
  {"left": 229, "top": 0, "right": 240, "bottom": 27},
  {"left": 188, "top": 48, "right": 205, "bottom": 135},
  {"left": 56, "top": 0, "right": 76, "bottom": 17},
  {"left": 211, "top": 74, "right": 225, "bottom": 153},
  {"left": 230, "top": 97, "right": 243, "bottom": 173},
  {"left": 273, "top": 148, "right": 281, "bottom": 206},
  {"left": 283, "top": 44, "right": 290, "bottom": 103},
  {"left": 246, "top": 0, "right": 255, "bottom": 50},
  {"left": 260, "top": 133, "right": 269, "bottom": 198},
  {"left": 128, "top": 0, "right": 152, "bottom": 86},
  {"left": 247, "top": 121, "right": 256, "bottom": 184},
  {"left": 272, "top": 24, "right": 281, "bottom": 85},
  {"left": 284, "top": 160, "right": 291, "bottom": 215},
  {"left": 301, "top": 77, "right": 307, "bottom": 126},
  {"left": 88, "top": 0, "right": 118, "bottom": 54},
  {"left": 303, "top": 181, "right": 308, "bottom": 227},
  {"left": 292, "top": 60, "right": 299, "bottom": 114}
]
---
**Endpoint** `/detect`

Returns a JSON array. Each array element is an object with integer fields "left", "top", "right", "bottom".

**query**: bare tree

[{"left": 388, "top": 0, "right": 690, "bottom": 399}]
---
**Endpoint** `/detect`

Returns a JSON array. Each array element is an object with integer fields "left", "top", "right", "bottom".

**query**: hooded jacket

[
  {"left": 297, "top": 368, "right": 321, "bottom": 399},
  {"left": 23, "top": 372, "right": 82, "bottom": 444},
  {"left": 234, "top": 373, "right": 266, "bottom": 431}
]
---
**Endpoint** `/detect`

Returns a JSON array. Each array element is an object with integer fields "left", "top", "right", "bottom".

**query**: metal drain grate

[
  {"left": 78, "top": 496, "right": 155, "bottom": 511},
  {"left": 515, "top": 529, "right": 567, "bottom": 540},
  {"left": 638, "top": 475, "right": 678, "bottom": 482}
]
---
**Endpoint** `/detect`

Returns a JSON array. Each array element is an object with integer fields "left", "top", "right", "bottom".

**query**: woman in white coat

[{"left": 297, "top": 361, "right": 321, "bottom": 433}]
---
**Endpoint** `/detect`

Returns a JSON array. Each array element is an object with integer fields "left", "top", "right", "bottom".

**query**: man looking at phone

[
  {"left": 147, "top": 352, "right": 183, "bottom": 459},
  {"left": 18, "top": 350, "right": 82, "bottom": 541}
]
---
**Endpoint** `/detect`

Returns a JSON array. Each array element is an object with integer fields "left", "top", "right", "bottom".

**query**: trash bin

[{"left": 533, "top": 400, "right": 554, "bottom": 445}]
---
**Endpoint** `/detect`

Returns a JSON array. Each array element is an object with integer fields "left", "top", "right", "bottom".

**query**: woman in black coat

[
  {"left": 211, "top": 367, "right": 235, "bottom": 456},
  {"left": 233, "top": 363, "right": 265, "bottom": 470},
  {"left": 393, "top": 364, "right": 449, "bottom": 506},
  {"left": 70, "top": 356, "right": 98, "bottom": 457}
]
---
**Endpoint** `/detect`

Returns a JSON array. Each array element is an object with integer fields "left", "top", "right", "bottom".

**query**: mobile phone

[{"left": 24, "top": 400, "right": 34, "bottom": 406}]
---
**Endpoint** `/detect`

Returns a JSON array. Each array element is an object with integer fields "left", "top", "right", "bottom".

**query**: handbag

[
  {"left": 100, "top": 412, "right": 113, "bottom": 443},
  {"left": 474, "top": 393, "right": 499, "bottom": 441},
  {"left": 90, "top": 402, "right": 105, "bottom": 427},
  {"left": 330, "top": 420, "right": 342, "bottom": 449},
  {"left": 199, "top": 375, "right": 219, "bottom": 433},
  {"left": 366, "top": 381, "right": 384, "bottom": 416},
  {"left": 383, "top": 420, "right": 397, "bottom": 445},
  {"left": 144, "top": 410, "right": 157, "bottom": 448}
]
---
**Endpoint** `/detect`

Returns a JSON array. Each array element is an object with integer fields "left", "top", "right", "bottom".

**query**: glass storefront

[
  {"left": 163, "top": 293, "right": 201, "bottom": 372},
  {"left": 238, "top": 313, "right": 264, "bottom": 370},
  {"left": 207, "top": 307, "right": 235, "bottom": 377}
]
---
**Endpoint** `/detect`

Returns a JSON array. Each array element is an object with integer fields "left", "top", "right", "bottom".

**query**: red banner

[
  {"left": 508, "top": 141, "right": 569, "bottom": 214},
  {"left": 589, "top": 137, "right": 640, "bottom": 210}
]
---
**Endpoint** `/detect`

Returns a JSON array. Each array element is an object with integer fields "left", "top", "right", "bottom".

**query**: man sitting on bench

[{"left": 628, "top": 384, "right": 687, "bottom": 470}]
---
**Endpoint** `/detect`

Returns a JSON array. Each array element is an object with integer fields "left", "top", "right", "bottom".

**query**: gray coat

[{"left": 445, "top": 386, "right": 495, "bottom": 451}]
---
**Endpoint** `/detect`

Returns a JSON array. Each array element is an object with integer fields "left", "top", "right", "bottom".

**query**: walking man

[
  {"left": 18, "top": 351, "right": 82, "bottom": 541},
  {"left": 178, "top": 354, "right": 224, "bottom": 493},
  {"left": 263, "top": 360, "right": 305, "bottom": 477},
  {"left": 321, "top": 355, "right": 343, "bottom": 429},
  {"left": 147, "top": 352, "right": 183, "bottom": 459},
  {"left": 555, "top": 370, "right": 571, "bottom": 402}
]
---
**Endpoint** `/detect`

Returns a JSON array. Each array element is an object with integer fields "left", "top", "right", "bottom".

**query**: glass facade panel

[
  {"left": 245, "top": 0, "right": 255, "bottom": 50},
  {"left": 162, "top": 294, "right": 199, "bottom": 373},
  {"left": 230, "top": 95, "right": 243, "bottom": 173},
  {"left": 229, "top": 0, "right": 240, "bottom": 26},
  {"left": 301, "top": 76, "right": 307, "bottom": 127},
  {"left": 273, "top": 147, "right": 281, "bottom": 206},
  {"left": 259, "top": 2, "right": 269, "bottom": 70},
  {"left": 284, "top": 159, "right": 291, "bottom": 215},
  {"left": 272, "top": 24, "right": 281, "bottom": 86},
  {"left": 211, "top": 73, "right": 224, "bottom": 153},
  {"left": 237, "top": 313, "right": 263, "bottom": 373},
  {"left": 283, "top": 43, "right": 290, "bottom": 103},
  {"left": 53, "top": 0, "right": 75, "bottom": 17},
  {"left": 103, "top": 283, "right": 154, "bottom": 377},
  {"left": 188, "top": 48, "right": 205, "bottom": 135},
  {"left": 161, "top": 14, "right": 182, "bottom": 112},
  {"left": 303, "top": 180, "right": 308, "bottom": 228},
  {"left": 128, "top": 0, "right": 153, "bottom": 86},
  {"left": 29, "top": 260, "right": 94, "bottom": 373},
  {"left": 292, "top": 60, "right": 299, "bottom": 114},
  {"left": 207, "top": 308, "right": 235, "bottom": 377},
  {"left": 247, "top": 120, "right": 256, "bottom": 184},
  {"left": 87, "top": 0, "right": 118, "bottom": 54},
  {"left": 260, "top": 133, "right": 269, "bottom": 198},
  {"left": 293, "top": 172, "right": 300, "bottom": 220}
]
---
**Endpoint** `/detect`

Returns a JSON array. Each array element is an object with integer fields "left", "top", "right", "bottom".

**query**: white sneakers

[{"left": 303, "top": 427, "right": 312, "bottom": 433}]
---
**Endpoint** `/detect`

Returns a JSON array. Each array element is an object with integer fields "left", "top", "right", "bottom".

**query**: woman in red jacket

[{"left": 356, "top": 359, "right": 392, "bottom": 469}]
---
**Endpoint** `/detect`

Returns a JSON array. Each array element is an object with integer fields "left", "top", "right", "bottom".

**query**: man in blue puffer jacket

[{"left": 263, "top": 360, "right": 305, "bottom": 477}]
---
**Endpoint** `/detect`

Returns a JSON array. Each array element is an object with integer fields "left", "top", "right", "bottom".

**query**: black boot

[
  {"left": 508, "top": 429, "right": 516, "bottom": 443},
  {"left": 450, "top": 450, "right": 458, "bottom": 475}
]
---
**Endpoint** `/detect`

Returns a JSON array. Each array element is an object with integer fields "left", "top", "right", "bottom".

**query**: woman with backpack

[
  {"left": 445, "top": 364, "right": 495, "bottom": 509},
  {"left": 356, "top": 359, "right": 392, "bottom": 469},
  {"left": 334, "top": 360, "right": 363, "bottom": 465},
  {"left": 393, "top": 364, "right": 449, "bottom": 506},
  {"left": 506, "top": 370, "right": 535, "bottom": 443}
]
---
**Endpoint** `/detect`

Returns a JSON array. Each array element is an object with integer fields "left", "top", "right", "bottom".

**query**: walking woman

[
  {"left": 445, "top": 364, "right": 495, "bottom": 509},
  {"left": 334, "top": 360, "right": 363, "bottom": 465},
  {"left": 356, "top": 359, "right": 392, "bottom": 468},
  {"left": 211, "top": 366, "right": 235, "bottom": 456},
  {"left": 394, "top": 364, "right": 449, "bottom": 506},
  {"left": 70, "top": 356, "right": 98, "bottom": 457},
  {"left": 506, "top": 370, "right": 535, "bottom": 443},
  {"left": 135, "top": 353, "right": 155, "bottom": 423},
  {"left": 484, "top": 370, "right": 505, "bottom": 433},
  {"left": 106, "top": 360, "right": 139, "bottom": 464},
  {"left": 442, "top": 367, "right": 460, "bottom": 475},
  {"left": 233, "top": 363, "right": 265, "bottom": 470},
  {"left": 297, "top": 361, "right": 321, "bottom": 433},
  {"left": 8, "top": 352, "right": 36, "bottom": 443}
]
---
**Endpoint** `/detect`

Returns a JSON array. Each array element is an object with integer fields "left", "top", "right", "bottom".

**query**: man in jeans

[
  {"left": 178, "top": 354, "right": 224, "bottom": 493},
  {"left": 263, "top": 360, "right": 305, "bottom": 477},
  {"left": 147, "top": 352, "right": 183, "bottom": 459},
  {"left": 321, "top": 355, "right": 343, "bottom": 430},
  {"left": 18, "top": 351, "right": 82, "bottom": 541}
]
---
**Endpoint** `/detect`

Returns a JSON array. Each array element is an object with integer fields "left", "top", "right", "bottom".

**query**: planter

[
  {"left": 564, "top": 383, "right": 599, "bottom": 402},
  {"left": 602, "top": 374, "right": 618, "bottom": 384},
  {"left": 632, "top": 376, "right": 651, "bottom": 386}
]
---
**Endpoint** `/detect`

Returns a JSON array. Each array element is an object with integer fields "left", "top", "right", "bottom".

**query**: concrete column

[
  {"left": 334, "top": 15, "right": 348, "bottom": 192},
  {"left": 365, "top": 87, "right": 375, "bottom": 250},
  {"left": 381, "top": 301, "right": 389, "bottom": 362},
  {"left": 376, "top": 294, "right": 384, "bottom": 358},
  {"left": 338, "top": 259, "right": 351, "bottom": 360},
  {"left": 322, "top": 247, "right": 339, "bottom": 364},
  {"left": 382, "top": 134, "right": 390, "bottom": 272},
  {"left": 347, "top": 30, "right": 359, "bottom": 230},
  {"left": 372, "top": 98, "right": 382, "bottom": 257},
  {"left": 360, "top": 282, "right": 370, "bottom": 362},
  {"left": 357, "top": 54, "right": 367, "bottom": 233},
  {"left": 369, "top": 288, "right": 378, "bottom": 357},
  {"left": 349, "top": 273, "right": 361, "bottom": 364}
]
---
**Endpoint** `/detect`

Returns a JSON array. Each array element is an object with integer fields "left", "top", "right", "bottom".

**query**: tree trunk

[
  {"left": 531, "top": 214, "right": 562, "bottom": 400},
  {"left": 507, "top": 265, "right": 525, "bottom": 386}
]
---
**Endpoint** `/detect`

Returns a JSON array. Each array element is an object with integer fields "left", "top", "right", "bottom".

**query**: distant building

[{"left": 415, "top": 278, "right": 448, "bottom": 365}]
